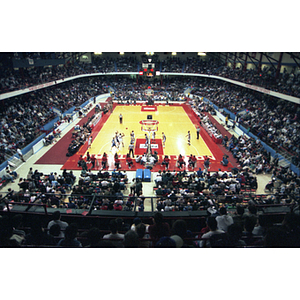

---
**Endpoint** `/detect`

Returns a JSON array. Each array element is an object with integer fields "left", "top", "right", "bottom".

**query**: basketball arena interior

[{"left": 1, "top": 51, "right": 300, "bottom": 248}]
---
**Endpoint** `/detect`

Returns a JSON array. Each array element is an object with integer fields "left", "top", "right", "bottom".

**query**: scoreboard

[{"left": 140, "top": 63, "right": 156, "bottom": 77}]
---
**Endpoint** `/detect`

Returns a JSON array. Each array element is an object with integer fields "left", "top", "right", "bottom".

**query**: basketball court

[{"left": 59, "top": 102, "right": 233, "bottom": 172}]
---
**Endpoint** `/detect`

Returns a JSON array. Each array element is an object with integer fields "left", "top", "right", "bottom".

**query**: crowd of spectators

[
  {"left": 114, "top": 56, "right": 138, "bottom": 72},
  {"left": 111, "top": 76, "right": 187, "bottom": 103},
  {"left": 0, "top": 78, "right": 109, "bottom": 164},
  {"left": 150, "top": 166, "right": 300, "bottom": 248},
  {"left": 2, "top": 53, "right": 300, "bottom": 97},
  {"left": 190, "top": 78, "right": 300, "bottom": 164},
  {"left": 1, "top": 54, "right": 300, "bottom": 248},
  {"left": 216, "top": 65, "right": 300, "bottom": 98},
  {"left": 0, "top": 74, "right": 188, "bottom": 166},
  {"left": 153, "top": 166, "right": 258, "bottom": 212},
  {"left": 0, "top": 140, "right": 300, "bottom": 247},
  {"left": 1, "top": 165, "right": 140, "bottom": 213},
  {"left": 0, "top": 61, "right": 87, "bottom": 94},
  {"left": 2, "top": 206, "right": 300, "bottom": 247},
  {"left": 66, "top": 115, "right": 94, "bottom": 157},
  {"left": 152, "top": 151, "right": 300, "bottom": 210},
  {"left": 190, "top": 95, "right": 278, "bottom": 173},
  {"left": 199, "top": 112, "right": 223, "bottom": 140},
  {"left": 160, "top": 56, "right": 184, "bottom": 72},
  {"left": 1, "top": 68, "right": 299, "bottom": 171},
  {"left": 265, "top": 166, "right": 300, "bottom": 204},
  {"left": 69, "top": 169, "right": 134, "bottom": 211},
  {"left": 183, "top": 56, "right": 300, "bottom": 98},
  {"left": 1, "top": 167, "right": 76, "bottom": 212},
  {"left": 183, "top": 56, "right": 221, "bottom": 74},
  {"left": 1, "top": 161, "right": 145, "bottom": 213}
]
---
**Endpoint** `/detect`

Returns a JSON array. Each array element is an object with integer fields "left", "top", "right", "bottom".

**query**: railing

[{"left": 1, "top": 189, "right": 298, "bottom": 218}]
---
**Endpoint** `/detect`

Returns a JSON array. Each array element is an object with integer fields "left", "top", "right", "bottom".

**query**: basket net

[{"left": 140, "top": 120, "right": 159, "bottom": 132}]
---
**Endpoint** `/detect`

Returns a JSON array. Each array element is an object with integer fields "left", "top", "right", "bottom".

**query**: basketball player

[
  {"left": 152, "top": 131, "right": 156, "bottom": 141},
  {"left": 115, "top": 132, "right": 120, "bottom": 148},
  {"left": 111, "top": 137, "right": 118, "bottom": 151},
  {"left": 130, "top": 130, "right": 135, "bottom": 140},
  {"left": 162, "top": 132, "right": 166, "bottom": 147},
  {"left": 145, "top": 133, "right": 149, "bottom": 146},
  {"left": 130, "top": 131, "right": 135, "bottom": 144},
  {"left": 88, "top": 135, "right": 92, "bottom": 148},
  {"left": 118, "top": 132, "right": 125, "bottom": 147},
  {"left": 186, "top": 131, "right": 191, "bottom": 146}
]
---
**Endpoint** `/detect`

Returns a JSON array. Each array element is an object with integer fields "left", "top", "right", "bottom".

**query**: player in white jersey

[
  {"left": 152, "top": 131, "right": 156, "bottom": 141},
  {"left": 88, "top": 135, "right": 93, "bottom": 149},
  {"left": 186, "top": 131, "right": 191, "bottom": 146},
  {"left": 118, "top": 132, "right": 125, "bottom": 147},
  {"left": 162, "top": 132, "right": 166, "bottom": 147}
]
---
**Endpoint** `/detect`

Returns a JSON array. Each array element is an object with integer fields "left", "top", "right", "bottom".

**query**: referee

[
  {"left": 196, "top": 126, "right": 201, "bottom": 139},
  {"left": 128, "top": 141, "right": 134, "bottom": 158}
]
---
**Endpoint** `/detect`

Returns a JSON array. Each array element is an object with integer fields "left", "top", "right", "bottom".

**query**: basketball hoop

[
  {"left": 140, "top": 120, "right": 159, "bottom": 133},
  {"left": 139, "top": 119, "right": 159, "bottom": 163}
]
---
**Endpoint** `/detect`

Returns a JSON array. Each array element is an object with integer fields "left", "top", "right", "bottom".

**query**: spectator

[
  {"left": 148, "top": 212, "right": 171, "bottom": 244},
  {"left": 135, "top": 223, "right": 150, "bottom": 248},
  {"left": 102, "top": 219, "right": 125, "bottom": 247},
  {"left": 216, "top": 206, "right": 234, "bottom": 232},
  {"left": 232, "top": 205, "right": 245, "bottom": 229},
  {"left": 198, "top": 216, "right": 225, "bottom": 248},
  {"left": 47, "top": 211, "right": 69, "bottom": 238},
  {"left": 17, "top": 148, "right": 25, "bottom": 162},
  {"left": 25, "top": 216, "right": 56, "bottom": 246},
  {"left": 227, "top": 223, "right": 246, "bottom": 247},
  {"left": 57, "top": 223, "right": 82, "bottom": 247},
  {"left": 85, "top": 227, "right": 102, "bottom": 247},
  {"left": 123, "top": 230, "right": 139, "bottom": 248},
  {"left": 221, "top": 155, "right": 229, "bottom": 166}
]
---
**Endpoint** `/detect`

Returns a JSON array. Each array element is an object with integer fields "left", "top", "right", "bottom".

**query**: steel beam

[{"left": 275, "top": 52, "right": 283, "bottom": 79}]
